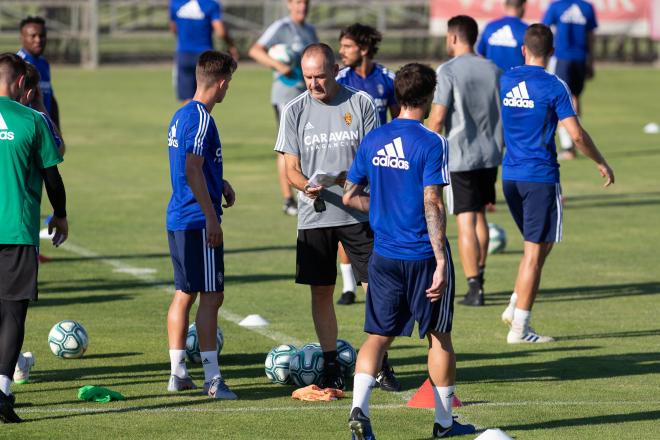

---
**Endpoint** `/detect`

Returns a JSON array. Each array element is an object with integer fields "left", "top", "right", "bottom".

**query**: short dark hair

[
  {"left": 505, "top": 0, "right": 526, "bottom": 7},
  {"left": 0, "top": 53, "right": 27, "bottom": 84},
  {"left": 20, "top": 16, "right": 46, "bottom": 30},
  {"left": 23, "top": 62, "right": 40, "bottom": 91},
  {"left": 196, "top": 50, "right": 237, "bottom": 86},
  {"left": 339, "top": 23, "right": 383, "bottom": 58},
  {"left": 302, "top": 43, "right": 336, "bottom": 69},
  {"left": 394, "top": 63, "right": 437, "bottom": 108},
  {"left": 447, "top": 15, "right": 478, "bottom": 46},
  {"left": 524, "top": 24, "right": 554, "bottom": 58}
]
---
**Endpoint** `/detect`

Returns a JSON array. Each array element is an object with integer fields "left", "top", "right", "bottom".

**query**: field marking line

[
  {"left": 60, "top": 242, "right": 303, "bottom": 346},
  {"left": 18, "top": 401, "right": 660, "bottom": 415}
]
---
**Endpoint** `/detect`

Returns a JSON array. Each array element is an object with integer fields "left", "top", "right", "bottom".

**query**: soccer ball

[
  {"left": 185, "top": 323, "right": 224, "bottom": 364},
  {"left": 336, "top": 339, "right": 357, "bottom": 376},
  {"left": 488, "top": 223, "right": 507, "bottom": 254},
  {"left": 267, "top": 43, "right": 294, "bottom": 65},
  {"left": 48, "top": 320, "right": 88, "bottom": 359},
  {"left": 264, "top": 344, "right": 298, "bottom": 385},
  {"left": 289, "top": 343, "right": 324, "bottom": 387}
]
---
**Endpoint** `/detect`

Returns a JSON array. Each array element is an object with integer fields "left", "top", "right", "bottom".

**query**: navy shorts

[
  {"left": 174, "top": 52, "right": 201, "bottom": 101},
  {"left": 503, "top": 180, "right": 563, "bottom": 243},
  {"left": 554, "top": 59, "right": 586, "bottom": 97},
  {"left": 365, "top": 249, "right": 455, "bottom": 338},
  {"left": 168, "top": 229, "right": 224, "bottom": 293}
]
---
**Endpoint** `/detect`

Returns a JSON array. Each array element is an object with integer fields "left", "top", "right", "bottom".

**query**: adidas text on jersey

[
  {"left": 372, "top": 137, "right": 409, "bottom": 170},
  {"left": 503, "top": 81, "right": 535, "bottom": 109}
]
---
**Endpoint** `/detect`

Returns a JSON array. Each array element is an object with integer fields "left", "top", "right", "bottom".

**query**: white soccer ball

[
  {"left": 185, "top": 323, "right": 224, "bottom": 364},
  {"left": 336, "top": 339, "right": 357, "bottom": 376},
  {"left": 48, "top": 320, "right": 89, "bottom": 359},
  {"left": 488, "top": 223, "right": 507, "bottom": 254},
  {"left": 264, "top": 344, "right": 298, "bottom": 385},
  {"left": 268, "top": 43, "right": 294, "bottom": 65},
  {"left": 289, "top": 343, "right": 324, "bottom": 387}
]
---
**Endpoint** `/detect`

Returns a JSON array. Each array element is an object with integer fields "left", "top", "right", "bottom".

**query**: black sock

[
  {"left": 467, "top": 276, "right": 480, "bottom": 287},
  {"left": 323, "top": 350, "right": 339, "bottom": 369},
  {"left": 478, "top": 266, "right": 486, "bottom": 286}
]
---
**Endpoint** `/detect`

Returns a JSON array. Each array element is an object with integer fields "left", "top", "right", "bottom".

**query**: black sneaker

[
  {"left": 348, "top": 407, "right": 376, "bottom": 440},
  {"left": 318, "top": 364, "right": 345, "bottom": 390},
  {"left": 433, "top": 420, "right": 476, "bottom": 437},
  {"left": 458, "top": 283, "right": 484, "bottom": 306},
  {"left": 0, "top": 391, "right": 21, "bottom": 423},
  {"left": 283, "top": 198, "right": 298, "bottom": 216},
  {"left": 336, "top": 291, "right": 356, "bottom": 305},
  {"left": 375, "top": 354, "right": 401, "bottom": 392}
]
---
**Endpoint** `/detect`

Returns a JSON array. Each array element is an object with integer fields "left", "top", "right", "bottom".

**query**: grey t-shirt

[
  {"left": 256, "top": 17, "right": 318, "bottom": 106},
  {"left": 274, "top": 85, "right": 379, "bottom": 230},
  {"left": 433, "top": 54, "right": 503, "bottom": 172}
]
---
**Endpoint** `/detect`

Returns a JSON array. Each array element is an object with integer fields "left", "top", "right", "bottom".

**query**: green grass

[{"left": 3, "top": 64, "right": 659, "bottom": 439}]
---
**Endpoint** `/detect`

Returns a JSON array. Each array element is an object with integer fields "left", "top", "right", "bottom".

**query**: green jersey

[{"left": 0, "top": 97, "right": 62, "bottom": 246}]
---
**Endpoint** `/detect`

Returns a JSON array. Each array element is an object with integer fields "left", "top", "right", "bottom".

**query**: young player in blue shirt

[
  {"left": 165, "top": 51, "right": 238, "bottom": 399},
  {"left": 343, "top": 63, "right": 475, "bottom": 439},
  {"left": 477, "top": 0, "right": 528, "bottom": 71},
  {"left": 543, "top": 0, "right": 598, "bottom": 159},
  {"left": 18, "top": 16, "right": 60, "bottom": 130},
  {"left": 169, "top": 0, "right": 238, "bottom": 102},
  {"left": 499, "top": 24, "right": 614, "bottom": 343}
]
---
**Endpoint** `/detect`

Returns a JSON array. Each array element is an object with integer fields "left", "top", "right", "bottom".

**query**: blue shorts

[
  {"left": 174, "top": 52, "right": 201, "bottom": 101},
  {"left": 554, "top": 59, "right": 586, "bottom": 97},
  {"left": 503, "top": 180, "right": 563, "bottom": 243},
  {"left": 365, "top": 250, "right": 455, "bottom": 338},
  {"left": 168, "top": 229, "right": 224, "bottom": 293}
]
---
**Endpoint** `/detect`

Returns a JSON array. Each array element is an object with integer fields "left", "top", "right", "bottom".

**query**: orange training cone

[{"left": 406, "top": 379, "right": 463, "bottom": 408}]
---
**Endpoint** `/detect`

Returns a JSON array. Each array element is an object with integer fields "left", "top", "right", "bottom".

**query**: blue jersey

[
  {"left": 170, "top": 0, "right": 222, "bottom": 53},
  {"left": 477, "top": 16, "right": 528, "bottom": 71},
  {"left": 348, "top": 119, "right": 449, "bottom": 260},
  {"left": 500, "top": 65, "right": 576, "bottom": 184},
  {"left": 166, "top": 100, "right": 224, "bottom": 231},
  {"left": 543, "top": 0, "right": 597, "bottom": 61},
  {"left": 17, "top": 48, "right": 54, "bottom": 116},
  {"left": 39, "top": 112, "right": 62, "bottom": 150},
  {"left": 336, "top": 64, "right": 397, "bottom": 125}
]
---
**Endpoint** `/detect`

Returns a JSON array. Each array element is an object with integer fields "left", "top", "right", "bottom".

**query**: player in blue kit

[
  {"left": 165, "top": 51, "right": 238, "bottom": 399},
  {"left": 18, "top": 16, "right": 59, "bottom": 129},
  {"left": 477, "top": 0, "right": 528, "bottom": 71},
  {"left": 169, "top": 0, "right": 238, "bottom": 102},
  {"left": 499, "top": 24, "right": 614, "bottom": 344},
  {"left": 343, "top": 63, "right": 475, "bottom": 439},
  {"left": 337, "top": 23, "right": 399, "bottom": 126},
  {"left": 543, "top": 0, "right": 598, "bottom": 159}
]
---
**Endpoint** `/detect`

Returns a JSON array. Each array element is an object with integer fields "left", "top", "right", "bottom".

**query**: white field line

[
  {"left": 60, "top": 242, "right": 303, "bottom": 346},
  {"left": 18, "top": 401, "right": 660, "bottom": 415}
]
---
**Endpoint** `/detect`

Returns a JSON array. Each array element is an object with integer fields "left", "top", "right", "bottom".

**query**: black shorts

[
  {"left": 447, "top": 167, "right": 498, "bottom": 214},
  {"left": 0, "top": 245, "right": 39, "bottom": 301},
  {"left": 296, "top": 222, "right": 373, "bottom": 286}
]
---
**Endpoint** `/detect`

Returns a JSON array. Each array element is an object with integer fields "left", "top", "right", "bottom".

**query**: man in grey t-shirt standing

[
  {"left": 427, "top": 15, "right": 503, "bottom": 307},
  {"left": 249, "top": 0, "right": 318, "bottom": 217},
  {"left": 275, "top": 43, "right": 378, "bottom": 390}
]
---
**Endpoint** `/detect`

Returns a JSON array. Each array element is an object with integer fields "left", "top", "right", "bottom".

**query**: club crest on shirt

[{"left": 344, "top": 112, "right": 352, "bottom": 126}]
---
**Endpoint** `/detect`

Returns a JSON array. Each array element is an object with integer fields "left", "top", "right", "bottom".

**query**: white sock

[
  {"left": 558, "top": 126, "right": 573, "bottom": 149},
  {"left": 508, "top": 292, "right": 518, "bottom": 309},
  {"left": 351, "top": 373, "right": 376, "bottom": 417},
  {"left": 0, "top": 375, "right": 11, "bottom": 396},
  {"left": 433, "top": 385, "right": 455, "bottom": 428},
  {"left": 340, "top": 263, "right": 356, "bottom": 293},
  {"left": 201, "top": 351, "right": 221, "bottom": 383},
  {"left": 512, "top": 308, "right": 531, "bottom": 334},
  {"left": 169, "top": 349, "right": 188, "bottom": 378}
]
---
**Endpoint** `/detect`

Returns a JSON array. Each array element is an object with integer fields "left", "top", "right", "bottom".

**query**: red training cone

[{"left": 406, "top": 379, "right": 463, "bottom": 408}]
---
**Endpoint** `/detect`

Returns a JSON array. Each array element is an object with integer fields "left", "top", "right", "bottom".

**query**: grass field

[{"left": 3, "top": 64, "right": 660, "bottom": 439}]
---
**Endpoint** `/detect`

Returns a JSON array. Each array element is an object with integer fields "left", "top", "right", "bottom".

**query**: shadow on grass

[
  {"left": 501, "top": 410, "right": 660, "bottom": 431},
  {"left": 563, "top": 191, "right": 660, "bottom": 210},
  {"left": 33, "top": 292, "right": 136, "bottom": 307},
  {"left": 486, "top": 281, "right": 660, "bottom": 305},
  {"left": 83, "top": 352, "right": 142, "bottom": 360}
]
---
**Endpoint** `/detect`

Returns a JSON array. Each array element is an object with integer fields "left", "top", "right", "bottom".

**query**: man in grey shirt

[
  {"left": 427, "top": 15, "right": 503, "bottom": 307},
  {"left": 249, "top": 0, "right": 318, "bottom": 216},
  {"left": 275, "top": 43, "right": 378, "bottom": 389}
]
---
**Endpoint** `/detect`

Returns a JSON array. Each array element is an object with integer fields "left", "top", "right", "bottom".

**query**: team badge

[
  {"left": 377, "top": 84, "right": 384, "bottom": 95},
  {"left": 344, "top": 112, "right": 352, "bottom": 126}
]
